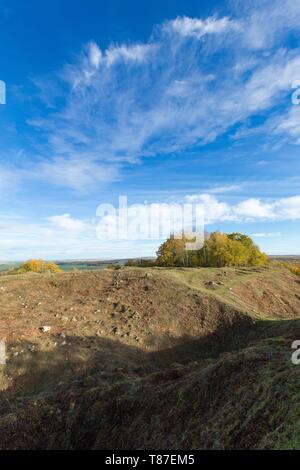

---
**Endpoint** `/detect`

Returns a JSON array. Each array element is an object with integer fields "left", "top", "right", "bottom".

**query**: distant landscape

[
  {"left": 0, "top": 258, "right": 154, "bottom": 272},
  {"left": 0, "top": 255, "right": 299, "bottom": 273}
]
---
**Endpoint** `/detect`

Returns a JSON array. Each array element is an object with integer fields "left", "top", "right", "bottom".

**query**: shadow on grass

[{"left": 0, "top": 316, "right": 300, "bottom": 449}]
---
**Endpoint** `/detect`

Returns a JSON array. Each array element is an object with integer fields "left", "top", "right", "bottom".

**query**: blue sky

[{"left": 0, "top": 0, "right": 300, "bottom": 260}]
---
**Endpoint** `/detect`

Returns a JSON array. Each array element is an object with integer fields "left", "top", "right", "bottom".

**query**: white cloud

[
  {"left": 184, "top": 193, "right": 300, "bottom": 223},
  {"left": 166, "top": 15, "right": 239, "bottom": 39},
  {"left": 67, "top": 41, "right": 154, "bottom": 89},
  {"left": 48, "top": 213, "right": 89, "bottom": 231},
  {"left": 251, "top": 232, "right": 282, "bottom": 238},
  {"left": 208, "top": 184, "right": 244, "bottom": 194},
  {"left": 234, "top": 198, "right": 275, "bottom": 219},
  {"left": 22, "top": 0, "right": 300, "bottom": 192},
  {"left": 88, "top": 42, "right": 102, "bottom": 68},
  {"left": 0, "top": 215, "right": 161, "bottom": 261},
  {"left": 0, "top": 191, "right": 299, "bottom": 260},
  {"left": 266, "top": 106, "right": 300, "bottom": 144},
  {"left": 185, "top": 194, "right": 233, "bottom": 224},
  {"left": 105, "top": 44, "right": 154, "bottom": 66},
  {"left": 34, "top": 158, "right": 119, "bottom": 192},
  {"left": 237, "top": 0, "right": 300, "bottom": 49}
]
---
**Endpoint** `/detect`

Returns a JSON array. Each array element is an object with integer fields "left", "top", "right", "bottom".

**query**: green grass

[{"left": 0, "top": 263, "right": 19, "bottom": 272}]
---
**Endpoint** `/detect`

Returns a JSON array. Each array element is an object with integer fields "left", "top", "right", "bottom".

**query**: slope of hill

[{"left": 0, "top": 265, "right": 299, "bottom": 449}]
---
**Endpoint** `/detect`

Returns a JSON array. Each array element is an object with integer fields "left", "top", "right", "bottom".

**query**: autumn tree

[
  {"left": 12, "top": 259, "right": 62, "bottom": 274},
  {"left": 156, "top": 234, "right": 200, "bottom": 267},
  {"left": 156, "top": 232, "right": 268, "bottom": 268}
]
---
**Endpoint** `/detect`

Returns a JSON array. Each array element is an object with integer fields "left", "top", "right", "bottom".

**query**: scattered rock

[{"left": 39, "top": 325, "right": 51, "bottom": 333}]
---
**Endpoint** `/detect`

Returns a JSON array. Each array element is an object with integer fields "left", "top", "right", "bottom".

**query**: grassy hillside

[{"left": 0, "top": 265, "right": 299, "bottom": 449}]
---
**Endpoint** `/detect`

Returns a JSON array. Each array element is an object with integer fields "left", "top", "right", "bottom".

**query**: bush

[
  {"left": 11, "top": 259, "right": 62, "bottom": 274},
  {"left": 276, "top": 262, "right": 300, "bottom": 276},
  {"left": 106, "top": 263, "right": 122, "bottom": 270},
  {"left": 156, "top": 232, "right": 268, "bottom": 268},
  {"left": 125, "top": 259, "right": 157, "bottom": 267}
]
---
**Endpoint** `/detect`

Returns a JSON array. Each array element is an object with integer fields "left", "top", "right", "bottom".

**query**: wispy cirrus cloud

[
  {"left": 164, "top": 15, "right": 240, "bottom": 38},
  {"left": 34, "top": 157, "right": 119, "bottom": 192},
  {"left": 20, "top": 0, "right": 300, "bottom": 193}
]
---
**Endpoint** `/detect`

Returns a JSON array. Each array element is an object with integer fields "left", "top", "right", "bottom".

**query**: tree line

[{"left": 127, "top": 231, "right": 268, "bottom": 268}]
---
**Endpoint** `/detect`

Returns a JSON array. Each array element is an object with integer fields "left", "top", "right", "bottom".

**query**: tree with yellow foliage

[
  {"left": 276, "top": 261, "right": 300, "bottom": 276},
  {"left": 157, "top": 231, "right": 268, "bottom": 268},
  {"left": 11, "top": 259, "right": 62, "bottom": 274},
  {"left": 156, "top": 234, "right": 200, "bottom": 267}
]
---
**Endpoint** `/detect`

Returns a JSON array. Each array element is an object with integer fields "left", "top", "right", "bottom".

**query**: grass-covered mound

[{"left": 0, "top": 266, "right": 299, "bottom": 449}]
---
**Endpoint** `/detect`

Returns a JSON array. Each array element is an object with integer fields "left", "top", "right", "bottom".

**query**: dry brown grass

[{"left": 0, "top": 266, "right": 299, "bottom": 449}]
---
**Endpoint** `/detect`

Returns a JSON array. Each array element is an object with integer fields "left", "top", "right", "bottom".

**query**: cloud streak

[
  {"left": 165, "top": 15, "right": 239, "bottom": 38},
  {"left": 22, "top": 0, "right": 300, "bottom": 192}
]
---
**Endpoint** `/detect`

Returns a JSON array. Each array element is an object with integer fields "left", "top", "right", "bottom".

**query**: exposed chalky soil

[{"left": 0, "top": 265, "right": 299, "bottom": 449}]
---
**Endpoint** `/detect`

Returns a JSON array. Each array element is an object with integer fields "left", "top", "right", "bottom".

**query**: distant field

[
  {"left": 0, "top": 258, "right": 154, "bottom": 273},
  {"left": 0, "top": 263, "right": 19, "bottom": 272},
  {"left": 271, "top": 256, "right": 300, "bottom": 265},
  {"left": 57, "top": 262, "right": 115, "bottom": 271},
  {"left": 57, "top": 259, "right": 133, "bottom": 271}
]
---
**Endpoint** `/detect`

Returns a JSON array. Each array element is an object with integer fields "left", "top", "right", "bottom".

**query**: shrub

[
  {"left": 11, "top": 259, "right": 62, "bottom": 274},
  {"left": 125, "top": 259, "right": 157, "bottom": 267},
  {"left": 106, "top": 263, "right": 122, "bottom": 270},
  {"left": 276, "top": 262, "right": 300, "bottom": 276}
]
